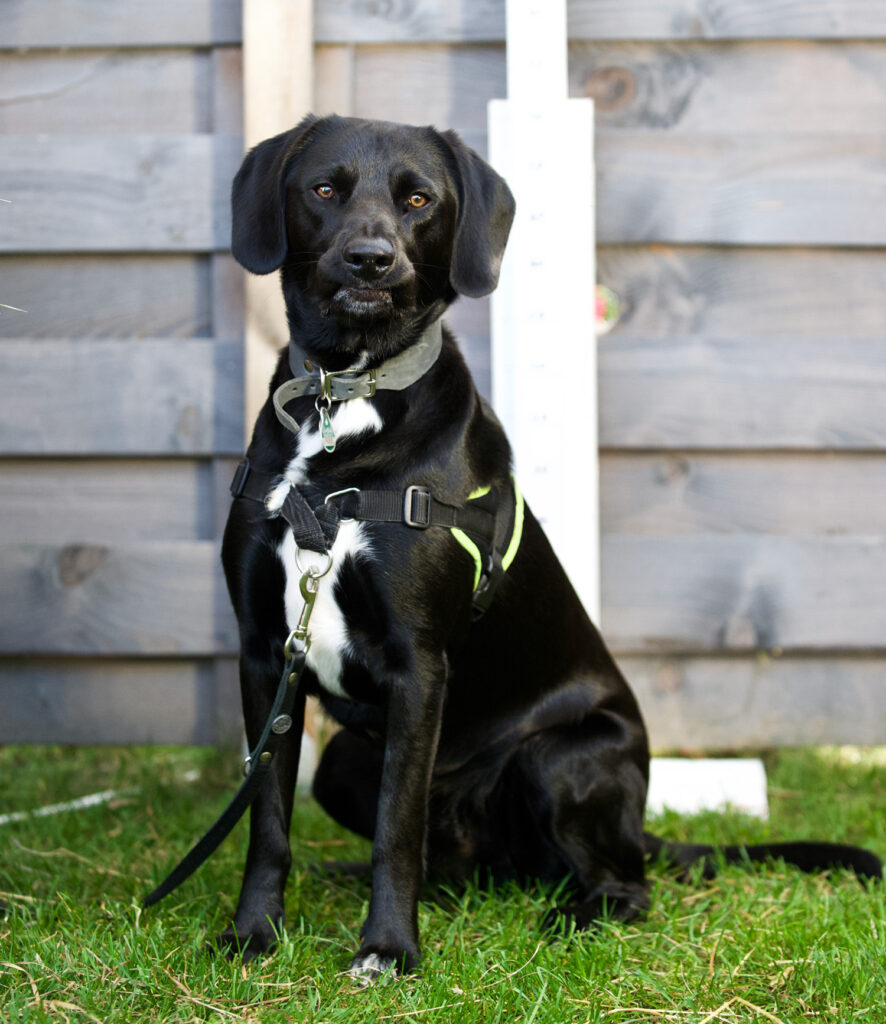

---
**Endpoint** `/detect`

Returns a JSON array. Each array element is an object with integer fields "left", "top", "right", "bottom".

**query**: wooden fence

[
  {"left": 1, "top": 0, "right": 884, "bottom": 748},
  {"left": 0, "top": 0, "right": 244, "bottom": 744}
]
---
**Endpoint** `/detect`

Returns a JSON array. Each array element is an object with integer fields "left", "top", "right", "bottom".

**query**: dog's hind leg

[
  {"left": 312, "top": 728, "right": 383, "bottom": 840},
  {"left": 501, "top": 721, "right": 650, "bottom": 932},
  {"left": 215, "top": 650, "right": 306, "bottom": 961}
]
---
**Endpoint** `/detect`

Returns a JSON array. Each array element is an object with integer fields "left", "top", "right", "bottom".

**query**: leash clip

[{"left": 283, "top": 555, "right": 332, "bottom": 659}]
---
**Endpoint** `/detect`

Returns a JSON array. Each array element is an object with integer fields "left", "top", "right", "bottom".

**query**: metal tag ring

[{"left": 294, "top": 548, "right": 333, "bottom": 579}]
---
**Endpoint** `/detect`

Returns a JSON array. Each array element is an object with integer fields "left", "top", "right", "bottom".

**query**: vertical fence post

[
  {"left": 488, "top": 0, "right": 600, "bottom": 621},
  {"left": 241, "top": 0, "right": 314, "bottom": 436}
]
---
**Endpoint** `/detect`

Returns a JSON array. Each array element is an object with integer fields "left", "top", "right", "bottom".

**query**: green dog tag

[{"left": 320, "top": 406, "right": 336, "bottom": 453}]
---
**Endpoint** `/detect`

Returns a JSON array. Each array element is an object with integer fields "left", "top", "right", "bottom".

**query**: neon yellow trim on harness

[
  {"left": 467, "top": 484, "right": 491, "bottom": 500},
  {"left": 450, "top": 476, "right": 524, "bottom": 592},
  {"left": 502, "top": 477, "right": 524, "bottom": 571},
  {"left": 450, "top": 527, "right": 484, "bottom": 590}
]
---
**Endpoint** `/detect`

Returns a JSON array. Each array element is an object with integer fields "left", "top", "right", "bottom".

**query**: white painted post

[{"left": 488, "top": 0, "right": 600, "bottom": 621}]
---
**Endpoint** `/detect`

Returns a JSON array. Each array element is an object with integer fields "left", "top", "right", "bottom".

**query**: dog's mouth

[{"left": 322, "top": 287, "right": 394, "bottom": 320}]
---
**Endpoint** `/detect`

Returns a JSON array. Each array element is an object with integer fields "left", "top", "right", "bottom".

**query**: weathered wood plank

[
  {"left": 449, "top": 245, "right": 886, "bottom": 395},
  {"left": 0, "top": 51, "right": 213, "bottom": 134},
  {"left": 567, "top": 1, "right": 886, "bottom": 41},
  {"left": 598, "top": 336, "right": 886, "bottom": 449},
  {"left": 314, "top": 45, "right": 356, "bottom": 117},
  {"left": 619, "top": 655, "right": 886, "bottom": 750},
  {"left": 314, "top": 1, "right": 886, "bottom": 42},
  {"left": 5, "top": 653, "right": 879, "bottom": 750},
  {"left": 596, "top": 132, "right": 886, "bottom": 246},
  {"left": 12, "top": 0, "right": 879, "bottom": 49},
  {"left": 334, "top": 41, "right": 886, "bottom": 138},
  {"left": 212, "top": 47, "right": 245, "bottom": 135},
  {"left": 346, "top": 44, "right": 505, "bottom": 133},
  {"left": 211, "top": 254, "right": 246, "bottom": 341},
  {"left": 0, "top": 460, "right": 235, "bottom": 543},
  {"left": 0, "top": 543, "right": 237, "bottom": 656},
  {"left": 599, "top": 534, "right": 886, "bottom": 653},
  {"left": 0, "top": 658, "right": 241, "bottom": 746},
  {"left": 0, "top": 0, "right": 241, "bottom": 48},
  {"left": 315, "top": 0, "right": 503, "bottom": 43},
  {"left": 573, "top": 41, "right": 886, "bottom": 134},
  {"left": 0, "top": 256, "right": 212, "bottom": 339},
  {"left": 601, "top": 453, "right": 886, "bottom": 537},
  {"left": 596, "top": 246, "right": 886, "bottom": 340},
  {"left": 322, "top": 45, "right": 886, "bottom": 245},
  {"left": 0, "top": 340, "right": 243, "bottom": 455},
  {"left": 4, "top": 531, "right": 881, "bottom": 658},
  {"left": 0, "top": 135, "right": 242, "bottom": 253}
]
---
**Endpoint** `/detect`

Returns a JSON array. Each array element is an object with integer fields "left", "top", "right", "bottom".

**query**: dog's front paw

[
  {"left": 348, "top": 947, "right": 418, "bottom": 984},
  {"left": 214, "top": 915, "right": 282, "bottom": 963}
]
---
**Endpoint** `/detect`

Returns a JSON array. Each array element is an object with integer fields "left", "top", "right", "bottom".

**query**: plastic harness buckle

[
  {"left": 403, "top": 485, "right": 432, "bottom": 528},
  {"left": 230, "top": 459, "right": 251, "bottom": 498}
]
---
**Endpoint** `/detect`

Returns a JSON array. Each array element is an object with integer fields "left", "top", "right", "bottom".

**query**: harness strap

[
  {"left": 230, "top": 460, "right": 518, "bottom": 616},
  {"left": 231, "top": 460, "right": 497, "bottom": 554},
  {"left": 280, "top": 485, "right": 341, "bottom": 554},
  {"left": 143, "top": 647, "right": 307, "bottom": 908}
]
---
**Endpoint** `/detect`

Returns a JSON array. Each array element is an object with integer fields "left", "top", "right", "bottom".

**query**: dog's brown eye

[
  {"left": 408, "top": 192, "right": 429, "bottom": 209},
  {"left": 314, "top": 184, "right": 335, "bottom": 199}
]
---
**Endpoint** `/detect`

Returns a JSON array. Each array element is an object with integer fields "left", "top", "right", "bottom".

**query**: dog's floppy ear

[
  {"left": 440, "top": 130, "right": 516, "bottom": 298},
  {"left": 231, "top": 114, "right": 321, "bottom": 274}
]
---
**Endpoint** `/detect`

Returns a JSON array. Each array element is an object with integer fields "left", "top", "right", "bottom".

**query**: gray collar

[{"left": 272, "top": 319, "right": 443, "bottom": 437}]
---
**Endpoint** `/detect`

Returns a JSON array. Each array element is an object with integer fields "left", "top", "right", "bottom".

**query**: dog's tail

[{"left": 643, "top": 832, "right": 882, "bottom": 882}]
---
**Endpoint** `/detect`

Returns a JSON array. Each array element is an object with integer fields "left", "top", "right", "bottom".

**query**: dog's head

[{"left": 231, "top": 115, "right": 515, "bottom": 356}]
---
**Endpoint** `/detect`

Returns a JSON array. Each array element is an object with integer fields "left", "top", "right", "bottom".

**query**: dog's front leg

[
  {"left": 349, "top": 657, "right": 445, "bottom": 980},
  {"left": 216, "top": 651, "right": 307, "bottom": 961}
]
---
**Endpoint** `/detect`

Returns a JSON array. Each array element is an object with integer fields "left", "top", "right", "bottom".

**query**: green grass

[{"left": 1, "top": 745, "right": 883, "bottom": 1023}]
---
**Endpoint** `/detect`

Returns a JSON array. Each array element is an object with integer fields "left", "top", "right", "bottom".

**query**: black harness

[{"left": 229, "top": 457, "right": 510, "bottom": 611}]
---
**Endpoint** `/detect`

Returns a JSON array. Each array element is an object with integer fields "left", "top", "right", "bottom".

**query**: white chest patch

[{"left": 271, "top": 399, "right": 381, "bottom": 698}]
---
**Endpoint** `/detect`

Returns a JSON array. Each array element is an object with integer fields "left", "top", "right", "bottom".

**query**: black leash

[
  {"left": 142, "top": 478, "right": 332, "bottom": 907},
  {"left": 143, "top": 645, "right": 307, "bottom": 907}
]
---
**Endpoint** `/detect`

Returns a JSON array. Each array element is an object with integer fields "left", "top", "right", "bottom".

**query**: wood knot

[
  {"left": 654, "top": 457, "right": 691, "bottom": 485},
  {"left": 584, "top": 66, "right": 637, "bottom": 113},
  {"left": 176, "top": 403, "right": 202, "bottom": 441},
  {"left": 653, "top": 664, "right": 683, "bottom": 696},
  {"left": 59, "top": 545, "right": 107, "bottom": 587}
]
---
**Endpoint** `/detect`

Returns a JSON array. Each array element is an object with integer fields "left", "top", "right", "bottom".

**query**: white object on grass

[
  {"left": 0, "top": 787, "right": 140, "bottom": 827},
  {"left": 647, "top": 758, "right": 769, "bottom": 819}
]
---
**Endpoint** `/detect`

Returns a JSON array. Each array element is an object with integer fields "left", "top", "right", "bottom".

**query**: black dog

[{"left": 220, "top": 114, "right": 880, "bottom": 977}]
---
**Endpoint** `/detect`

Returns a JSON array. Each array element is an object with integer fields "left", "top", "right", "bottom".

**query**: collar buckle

[{"left": 321, "top": 366, "right": 377, "bottom": 401}]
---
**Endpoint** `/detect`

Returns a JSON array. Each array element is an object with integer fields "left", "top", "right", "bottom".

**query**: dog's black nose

[{"left": 343, "top": 238, "right": 395, "bottom": 280}]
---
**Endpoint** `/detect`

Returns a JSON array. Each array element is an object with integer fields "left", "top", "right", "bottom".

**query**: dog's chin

[{"left": 323, "top": 287, "right": 394, "bottom": 322}]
